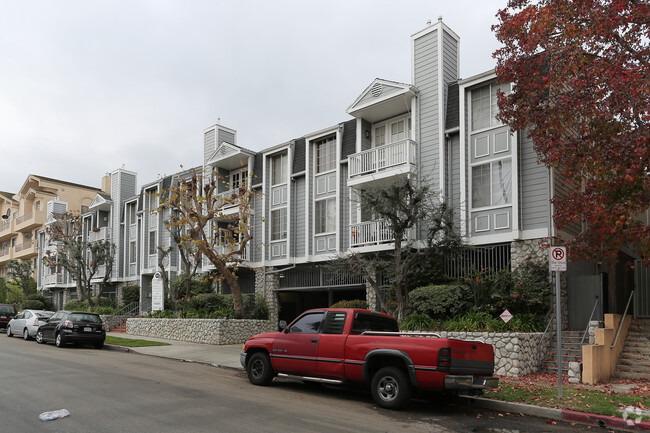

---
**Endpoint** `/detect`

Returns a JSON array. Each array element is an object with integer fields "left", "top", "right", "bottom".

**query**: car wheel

[
  {"left": 371, "top": 366, "right": 411, "bottom": 410},
  {"left": 36, "top": 331, "right": 45, "bottom": 344},
  {"left": 55, "top": 333, "right": 65, "bottom": 348},
  {"left": 94, "top": 341, "right": 104, "bottom": 349},
  {"left": 246, "top": 352, "right": 274, "bottom": 386},
  {"left": 6, "top": 325, "right": 12, "bottom": 337},
  {"left": 23, "top": 328, "right": 31, "bottom": 340}
]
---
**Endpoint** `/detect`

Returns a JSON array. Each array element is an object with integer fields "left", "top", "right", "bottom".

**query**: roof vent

[{"left": 371, "top": 83, "right": 383, "bottom": 97}]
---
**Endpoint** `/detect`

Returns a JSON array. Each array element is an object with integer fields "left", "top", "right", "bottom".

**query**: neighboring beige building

[{"left": 0, "top": 175, "right": 102, "bottom": 280}]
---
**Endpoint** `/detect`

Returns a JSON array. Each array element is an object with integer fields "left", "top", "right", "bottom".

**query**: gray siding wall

[
  {"left": 519, "top": 132, "right": 550, "bottom": 231},
  {"left": 293, "top": 177, "right": 306, "bottom": 258},
  {"left": 112, "top": 170, "right": 136, "bottom": 279},
  {"left": 204, "top": 128, "right": 216, "bottom": 165},
  {"left": 253, "top": 188, "right": 264, "bottom": 262},
  {"left": 339, "top": 164, "right": 349, "bottom": 251},
  {"left": 218, "top": 129, "right": 235, "bottom": 147},
  {"left": 414, "top": 28, "right": 441, "bottom": 191},
  {"left": 448, "top": 133, "right": 462, "bottom": 229}
]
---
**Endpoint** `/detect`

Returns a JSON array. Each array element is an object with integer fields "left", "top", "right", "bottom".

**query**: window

[
  {"left": 271, "top": 208, "right": 287, "bottom": 241},
  {"left": 351, "top": 312, "right": 399, "bottom": 334},
  {"left": 129, "top": 204, "right": 136, "bottom": 223},
  {"left": 315, "top": 198, "right": 336, "bottom": 234},
  {"left": 472, "top": 159, "right": 512, "bottom": 208},
  {"left": 35, "top": 201, "right": 41, "bottom": 211},
  {"left": 231, "top": 169, "right": 248, "bottom": 190},
  {"left": 374, "top": 125, "right": 385, "bottom": 146},
  {"left": 471, "top": 83, "right": 509, "bottom": 131},
  {"left": 315, "top": 136, "right": 336, "bottom": 173},
  {"left": 129, "top": 241, "right": 136, "bottom": 264},
  {"left": 390, "top": 120, "right": 405, "bottom": 142},
  {"left": 148, "top": 231, "right": 156, "bottom": 255},
  {"left": 271, "top": 152, "right": 288, "bottom": 185},
  {"left": 146, "top": 190, "right": 157, "bottom": 210},
  {"left": 321, "top": 311, "right": 347, "bottom": 334},
  {"left": 288, "top": 312, "right": 325, "bottom": 334}
]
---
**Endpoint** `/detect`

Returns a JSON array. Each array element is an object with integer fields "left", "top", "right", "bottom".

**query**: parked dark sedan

[
  {"left": 36, "top": 311, "right": 106, "bottom": 349},
  {"left": 0, "top": 304, "right": 18, "bottom": 330}
]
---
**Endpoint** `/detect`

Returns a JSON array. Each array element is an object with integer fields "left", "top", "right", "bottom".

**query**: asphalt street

[{"left": 1, "top": 334, "right": 604, "bottom": 433}]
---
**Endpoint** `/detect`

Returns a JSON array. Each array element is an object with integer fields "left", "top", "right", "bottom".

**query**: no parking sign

[{"left": 549, "top": 246, "right": 567, "bottom": 272}]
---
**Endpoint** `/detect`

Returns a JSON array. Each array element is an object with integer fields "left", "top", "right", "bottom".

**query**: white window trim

[
  {"left": 314, "top": 197, "right": 336, "bottom": 236},
  {"left": 474, "top": 215, "right": 490, "bottom": 233},
  {"left": 470, "top": 156, "right": 513, "bottom": 211},
  {"left": 494, "top": 211, "right": 511, "bottom": 230},
  {"left": 371, "top": 114, "right": 411, "bottom": 148},
  {"left": 270, "top": 207, "right": 288, "bottom": 241}
]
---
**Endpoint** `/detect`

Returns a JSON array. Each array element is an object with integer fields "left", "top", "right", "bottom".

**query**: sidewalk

[{"left": 105, "top": 332, "right": 650, "bottom": 431}]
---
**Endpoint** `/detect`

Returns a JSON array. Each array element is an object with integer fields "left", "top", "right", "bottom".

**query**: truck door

[
  {"left": 316, "top": 311, "right": 348, "bottom": 379},
  {"left": 271, "top": 311, "right": 324, "bottom": 376}
]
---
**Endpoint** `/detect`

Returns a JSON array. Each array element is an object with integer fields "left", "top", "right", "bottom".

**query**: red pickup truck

[{"left": 241, "top": 308, "right": 498, "bottom": 409}]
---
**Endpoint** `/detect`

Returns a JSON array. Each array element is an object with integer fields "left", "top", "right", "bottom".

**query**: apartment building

[
  {"left": 0, "top": 175, "right": 101, "bottom": 283},
  {"left": 34, "top": 19, "right": 649, "bottom": 323}
]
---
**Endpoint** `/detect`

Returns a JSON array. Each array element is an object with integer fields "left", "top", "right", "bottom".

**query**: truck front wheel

[
  {"left": 247, "top": 352, "right": 274, "bottom": 386},
  {"left": 371, "top": 366, "right": 411, "bottom": 410}
]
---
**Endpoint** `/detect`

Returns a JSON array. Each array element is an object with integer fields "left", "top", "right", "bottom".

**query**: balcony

[
  {"left": 215, "top": 190, "right": 242, "bottom": 221},
  {"left": 43, "top": 273, "right": 64, "bottom": 286},
  {"left": 347, "top": 139, "right": 417, "bottom": 189},
  {"left": 14, "top": 240, "right": 36, "bottom": 259},
  {"left": 0, "top": 219, "right": 13, "bottom": 241},
  {"left": 88, "top": 227, "right": 111, "bottom": 242},
  {"left": 14, "top": 209, "right": 46, "bottom": 233},
  {"left": 202, "top": 243, "right": 250, "bottom": 268},
  {"left": 350, "top": 220, "right": 414, "bottom": 249},
  {"left": 0, "top": 246, "right": 10, "bottom": 260}
]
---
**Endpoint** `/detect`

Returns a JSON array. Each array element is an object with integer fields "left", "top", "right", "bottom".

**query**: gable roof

[
  {"left": 206, "top": 142, "right": 256, "bottom": 170},
  {"left": 347, "top": 78, "right": 417, "bottom": 122}
]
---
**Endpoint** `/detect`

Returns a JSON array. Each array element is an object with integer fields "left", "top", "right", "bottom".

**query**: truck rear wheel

[
  {"left": 247, "top": 352, "right": 274, "bottom": 386},
  {"left": 371, "top": 366, "right": 411, "bottom": 410}
]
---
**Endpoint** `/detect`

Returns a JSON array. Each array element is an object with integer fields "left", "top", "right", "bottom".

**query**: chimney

[{"left": 101, "top": 173, "right": 111, "bottom": 195}]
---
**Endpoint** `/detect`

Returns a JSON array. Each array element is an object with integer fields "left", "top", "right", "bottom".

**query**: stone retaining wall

[
  {"left": 125, "top": 318, "right": 276, "bottom": 345},
  {"left": 123, "top": 319, "right": 546, "bottom": 377},
  {"left": 437, "top": 331, "right": 545, "bottom": 377},
  {"left": 100, "top": 315, "right": 124, "bottom": 331}
]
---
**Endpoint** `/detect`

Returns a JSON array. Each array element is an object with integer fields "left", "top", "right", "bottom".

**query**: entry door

[
  {"left": 635, "top": 260, "right": 650, "bottom": 318},
  {"left": 271, "top": 311, "right": 324, "bottom": 376},
  {"left": 567, "top": 275, "right": 602, "bottom": 329}
]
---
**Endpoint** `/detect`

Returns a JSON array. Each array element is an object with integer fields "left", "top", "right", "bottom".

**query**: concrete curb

[
  {"left": 460, "top": 396, "right": 563, "bottom": 421},
  {"left": 562, "top": 410, "right": 650, "bottom": 431},
  {"left": 103, "top": 343, "right": 243, "bottom": 372}
]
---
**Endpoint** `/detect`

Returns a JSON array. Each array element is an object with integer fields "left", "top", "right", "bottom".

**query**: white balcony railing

[
  {"left": 88, "top": 227, "right": 111, "bottom": 242},
  {"left": 43, "top": 273, "right": 64, "bottom": 285},
  {"left": 350, "top": 221, "right": 414, "bottom": 248},
  {"left": 348, "top": 139, "right": 416, "bottom": 178}
]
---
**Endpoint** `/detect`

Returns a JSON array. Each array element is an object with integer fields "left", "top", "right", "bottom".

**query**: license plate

[{"left": 84, "top": 327, "right": 92, "bottom": 332}]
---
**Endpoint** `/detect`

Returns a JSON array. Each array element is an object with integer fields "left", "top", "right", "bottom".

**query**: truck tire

[
  {"left": 247, "top": 352, "right": 274, "bottom": 386},
  {"left": 371, "top": 366, "right": 411, "bottom": 410}
]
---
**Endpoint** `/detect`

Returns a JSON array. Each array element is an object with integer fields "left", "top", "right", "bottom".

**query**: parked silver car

[{"left": 7, "top": 310, "right": 55, "bottom": 340}]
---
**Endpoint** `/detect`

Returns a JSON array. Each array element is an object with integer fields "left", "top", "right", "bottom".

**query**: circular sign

[{"left": 552, "top": 248, "right": 565, "bottom": 261}]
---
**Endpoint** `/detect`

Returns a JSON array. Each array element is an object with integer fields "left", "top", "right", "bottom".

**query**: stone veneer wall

[
  {"left": 126, "top": 318, "right": 276, "bottom": 345},
  {"left": 437, "top": 331, "right": 545, "bottom": 377}
]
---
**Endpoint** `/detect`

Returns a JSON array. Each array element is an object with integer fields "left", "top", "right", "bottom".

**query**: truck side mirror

[{"left": 278, "top": 320, "right": 287, "bottom": 331}]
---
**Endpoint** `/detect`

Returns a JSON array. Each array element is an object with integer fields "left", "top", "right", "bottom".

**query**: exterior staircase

[
  {"left": 111, "top": 321, "right": 128, "bottom": 333},
  {"left": 615, "top": 319, "right": 650, "bottom": 381},
  {"left": 540, "top": 330, "right": 584, "bottom": 374}
]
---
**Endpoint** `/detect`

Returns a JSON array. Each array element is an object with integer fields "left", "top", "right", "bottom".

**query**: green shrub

[
  {"left": 92, "top": 306, "right": 117, "bottom": 315},
  {"left": 64, "top": 299, "right": 86, "bottom": 311},
  {"left": 25, "top": 294, "right": 54, "bottom": 311},
  {"left": 21, "top": 299, "right": 45, "bottom": 310},
  {"left": 407, "top": 285, "right": 469, "bottom": 319},
  {"left": 400, "top": 313, "right": 434, "bottom": 331},
  {"left": 330, "top": 299, "right": 368, "bottom": 309},
  {"left": 442, "top": 311, "right": 500, "bottom": 332},
  {"left": 121, "top": 284, "right": 140, "bottom": 306},
  {"left": 190, "top": 293, "right": 232, "bottom": 313},
  {"left": 245, "top": 294, "right": 268, "bottom": 320}
]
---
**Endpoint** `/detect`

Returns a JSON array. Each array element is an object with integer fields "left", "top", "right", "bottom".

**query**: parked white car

[{"left": 7, "top": 310, "right": 55, "bottom": 340}]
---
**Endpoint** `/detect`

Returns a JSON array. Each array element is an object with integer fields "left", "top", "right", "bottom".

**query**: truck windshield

[{"left": 351, "top": 312, "right": 399, "bottom": 334}]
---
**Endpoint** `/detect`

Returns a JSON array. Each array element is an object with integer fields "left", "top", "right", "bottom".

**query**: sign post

[
  {"left": 549, "top": 246, "right": 567, "bottom": 399},
  {"left": 152, "top": 272, "right": 164, "bottom": 312}
]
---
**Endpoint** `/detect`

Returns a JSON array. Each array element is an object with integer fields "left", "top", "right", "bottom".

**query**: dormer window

[
  {"left": 271, "top": 152, "right": 288, "bottom": 186},
  {"left": 315, "top": 136, "right": 336, "bottom": 173}
]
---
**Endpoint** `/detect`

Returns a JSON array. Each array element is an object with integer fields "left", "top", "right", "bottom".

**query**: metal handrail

[
  {"left": 611, "top": 290, "right": 634, "bottom": 349},
  {"left": 538, "top": 311, "right": 555, "bottom": 364},
  {"left": 580, "top": 297, "right": 600, "bottom": 345},
  {"left": 113, "top": 301, "right": 140, "bottom": 317}
]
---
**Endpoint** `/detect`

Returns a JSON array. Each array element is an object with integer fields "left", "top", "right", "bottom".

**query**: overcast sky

[{"left": 1, "top": 0, "right": 507, "bottom": 194}]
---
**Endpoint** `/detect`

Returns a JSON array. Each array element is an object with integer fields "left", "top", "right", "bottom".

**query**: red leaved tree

[{"left": 493, "top": 0, "right": 649, "bottom": 308}]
